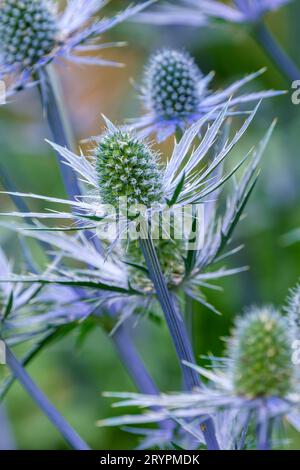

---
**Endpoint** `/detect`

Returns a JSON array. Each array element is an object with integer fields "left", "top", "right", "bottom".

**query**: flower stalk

[
  {"left": 37, "top": 65, "right": 81, "bottom": 199},
  {"left": 5, "top": 344, "right": 90, "bottom": 450},
  {"left": 138, "top": 224, "right": 219, "bottom": 450},
  {"left": 112, "top": 324, "right": 159, "bottom": 395},
  {"left": 254, "top": 23, "right": 300, "bottom": 82},
  {"left": 112, "top": 324, "right": 174, "bottom": 435}
]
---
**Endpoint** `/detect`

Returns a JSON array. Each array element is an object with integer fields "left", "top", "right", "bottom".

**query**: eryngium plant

[
  {"left": 99, "top": 306, "right": 300, "bottom": 450},
  {"left": 0, "top": 0, "right": 154, "bottom": 92},
  {"left": 130, "top": 48, "right": 283, "bottom": 142},
  {"left": 0, "top": 103, "right": 266, "bottom": 245},
  {"left": 0, "top": 104, "right": 275, "bottom": 313}
]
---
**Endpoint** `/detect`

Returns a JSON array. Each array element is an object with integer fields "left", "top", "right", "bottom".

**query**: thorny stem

[
  {"left": 5, "top": 345, "right": 90, "bottom": 450},
  {"left": 254, "top": 23, "right": 300, "bottom": 83},
  {"left": 139, "top": 225, "right": 219, "bottom": 450}
]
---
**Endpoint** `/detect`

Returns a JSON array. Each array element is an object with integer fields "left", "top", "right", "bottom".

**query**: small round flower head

[
  {"left": 95, "top": 129, "right": 163, "bottom": 207},
  {"left": 285, "top": 282, "right": 300, "bottom": 335},
  {"left": 0, "top": 0, "right": 57, "bottom": 68},
  {"left": 131, "top": 48, "right": 282, "bottom": 143},
  {"left": 0, "top": 1, "right": 152, "bottom": 95},
  {"left": 144, "top": 49, "right": 203, "bottom": 121},
  {"left": 229, "top": 307, "right": 293, "bottom": 398}
]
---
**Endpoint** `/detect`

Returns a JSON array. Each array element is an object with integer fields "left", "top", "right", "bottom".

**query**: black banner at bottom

[{"left": 0, "top": 450, "right": 299, "bottom": 466}]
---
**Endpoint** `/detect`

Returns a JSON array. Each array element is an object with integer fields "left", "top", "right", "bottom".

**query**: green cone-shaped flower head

[
  {"left": 0, "top": 0, "right": 57, "bottom": 67},
  {"left": 230, "top": 307, "right": 293, "bottom": 398},
  {"left": 144, "top": 49, "right": 202, "bottom": 120},
  {"left": 96, "top": 128, "right": 163, "bottom": 207}
]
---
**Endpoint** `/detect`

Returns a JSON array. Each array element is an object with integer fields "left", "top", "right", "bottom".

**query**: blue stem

[
  {"left": 113, "top": 324, "right": 159, "bottom": 395},
  {"left": 112, "top": 324, "right": 174, "bottom": 434},
  {"left": 0, "top": 163, "right": 52, "bottom": 255},
  {"left": 5, "top": 344, "right": 90, "bottom": 450},
  {"left": 254, "top": 23, "right": 300, "bottom": 82},
  {"left": 0, "top": 165, "right": 33, "bottom": 217},
  {"left": 37, "top": 66, "right": 81, "bottom": 200},
  {"left": 139, "top": 233, "right": 219, "bottom": 450},
  {"left": 0, "top": 406, "right": 15, "bottom": 450},
  {"left": 256, "top": 422, "right": 271, "bottom": 450}
]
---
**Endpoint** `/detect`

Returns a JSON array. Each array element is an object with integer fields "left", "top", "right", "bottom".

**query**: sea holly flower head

[
  {"left": 98, "top": 306, "right": 300, "bottom": 449},
  {"left": 95, "top": 128, "right": 163, "bottom": 207},
  {"left": 229, "top": 307, "right": 293, "bottom": 398},
  {"left": 0, "top": 0, "right": 154, "bottom": 92},
  {"left": 130, "top": 48, "right": 284, "bottom": 142},
  {"left": 0, "top": 106, "right": 277, "bottom": 318},
  {"left": 144, "top": 49, "right": 202, "bottom": 122},
  {"left": 0, "top": 105, "right": 263, "bottom": 238},
  {"left": 0, "top": 0, "right": 57, "bottom": 69}
]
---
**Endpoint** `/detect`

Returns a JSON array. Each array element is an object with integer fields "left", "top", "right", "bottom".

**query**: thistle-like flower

[
  {"left": 0, "top": 0, "right": 57, "bottom": 69},
  {"left": 130, "top": 48, "right": 283, "bottom": 142},
  {"left": 0, "top": 0, "right": 154, "bottom": 93},
  {"left": 145, "top": 50, "right": 202, "bottom": 122},
  {"left": 229, "top": 307, "right": 293, "bottom": 398},
  {"left": 0, "top": 106, "right": 276, "bottom": 317},
  {"left": 96, "top": 129, "right": 163, "bottom": 207},
  {"left": 134, "top": 1, "right": 292, "bottom": 26},
  {"left": 98, "top": 306, "right": 300, "bottom": 450},
  {"left": 0, "top": 105, "right": 263, "bottom": 240}
]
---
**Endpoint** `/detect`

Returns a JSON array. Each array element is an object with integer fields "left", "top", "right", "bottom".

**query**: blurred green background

[{"left": 0, "top": 0, "right": 300, "bottom": 449}]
